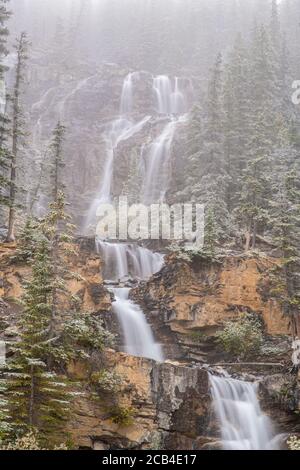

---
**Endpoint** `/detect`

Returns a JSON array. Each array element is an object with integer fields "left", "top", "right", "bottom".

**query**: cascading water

[
  {"left": 210, "top": 375, "right": 279, "bottom": 450},
  {"left": 172, "top": 77, "right": 186, "bottom": 115},
  {"left": 112, "top": 288, "right": 163, "bottom": 361},
  {"left": 142, "top": 119, "right": 176, "bottom": 204},
  {"left": 153, "top": 75, "right": 187, "bottom": 115},
  {"left": 58, "top": 74, "right": 98, "bottom": 120},
  {"left": 0, "top": 79, "right": 6, "bottom": 115},
  {"left": 142, "top": 114, "right": 188, "bottom": 205},
  {"left": 84, "top": 71, "right": 191, "bottom": 361},
  {"left": 96, "top": 239, "right": 164, "bottom": 281},
  {"left": 153, "top": 75, "right": 173, "bottom": 114},
  {"left": 120, "top": 72, "right": 140, "bottom": 115},
  {"left": 84, "top": 72, "right": 169, "bottom": 361}
]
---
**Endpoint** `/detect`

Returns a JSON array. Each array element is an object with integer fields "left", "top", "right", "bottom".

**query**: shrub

[
  {"left": 0, "top": 430, "right": 68, "bottom": 450},
  {"left": 90, "top": 370, "right": 123, "bottom": 393},
  {"left": 109, "top": 405, "right": 135, "bottom": 427},
  {"left": 216, "top": 313, "right": 263, "bottom": 358},
  {"left": 287, "top": 436, "right": 300, "bottom": 450}
]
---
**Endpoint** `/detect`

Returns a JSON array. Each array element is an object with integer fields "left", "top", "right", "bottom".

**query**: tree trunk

[
  {"left": 29, "top": 365, "right": 35, "bottom": 427},
  {"left": 252, "top": 220, "right": 257, "bottom": 249}
]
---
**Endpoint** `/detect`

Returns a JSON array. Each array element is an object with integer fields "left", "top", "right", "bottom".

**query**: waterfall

[
  {"left": 84, "top": 115, "right": 150, "bottom": 230},
  {"left": 96, "top": 239, "right": 164, "bottom": 281},
  {"left": 142, "top": 114, "right": 188, "bottom": 205},
  {"left": 171, "top": 77, "right": 186, "bottom": 115},
  {"left": 85, "top": 71, "right": 190, "bottom": 362},
  {"left": 120, "top": 72, "right": 140, "bottom": 114},
  {"left": 112, "top": 288, "right": 163, "bottom": 361},
  {"left": 153, "top": 75, "right": 173, "bottom": 114},
  {"left": 58, "top": 74, "right": 97, "bottom": 120},
  {"left": 210, "top": 375, "right": 279, "bottom": 450},
  {"left": 153, "top": 75, "right": 187, "bottom": 115},
  {"left": 0, "top": 79, "right": 6, "bottom": 115},
  {"left": 142, "top": 119, "right": 176, "bottom": 204}
]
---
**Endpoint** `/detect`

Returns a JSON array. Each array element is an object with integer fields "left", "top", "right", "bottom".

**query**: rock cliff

[{"left": 1, "top": 241, "right": 299, "bottom": 449}]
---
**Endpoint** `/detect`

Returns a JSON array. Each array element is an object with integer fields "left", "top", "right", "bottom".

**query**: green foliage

[
  {"left": 216, "top": 313, "right": 263, "bottom": 359},
  {"left": 5, "top": 31, "right": 30, "bottom": 242},
  {"left": 2, "top": 238, "right": 73, "bottom": 443},
  {"left": 167, "top": 242, "right": 192, "bottom": 262},
  {"left": 11, "top": 219, "right": 41, "bottom": 263},
  {"left": 269, "top": 166, "right": 300, "bottom": 331},
  {"left": 109, "top": 405, "right": 135, "bottom": 427},
  {"left": 0, "top": 0, "right": 11, "bottom": 211},
  {"left": 58, "top": 313, "right": 115, "bottom": 363},
  {"left": 90, "top": 370, "right": 123, "bottom": 393}
]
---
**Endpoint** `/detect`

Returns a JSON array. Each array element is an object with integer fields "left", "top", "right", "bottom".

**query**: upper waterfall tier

[{"left": 96, "top": 239, "right": 164, "bottom": 282}]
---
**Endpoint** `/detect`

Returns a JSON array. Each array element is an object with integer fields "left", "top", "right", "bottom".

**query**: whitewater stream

[
  {"left": 210, "top": 375, "right": 280, "bottom": 450},
  {"left": 88, "top": 72, "right": 191, "bottom": 361}
]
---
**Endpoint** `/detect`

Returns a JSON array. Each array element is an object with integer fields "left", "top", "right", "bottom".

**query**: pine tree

[
  {"left": 203, "top": 206, "right": 218, "bottom": 259},
  {"left": 0, "top": 0, "right": 10, "bottom": 214},
  {"left": 197, "top": 54, "right": 231, "bottom": 240},
  {"left": 40, "top": 123, "right": 75, "bottom": 338},
  {"left": 12, "top": 218, "right": 40, "bottom": 264},
  {"left": 270, "top": 166, "right": 300, "bottom": 338},
  {"left": 235, "top": 26, "right": 276, "bottom": 250},
  {"left": 223, "top": 35, "right": 251, "bottom": 211},
  {"left": 179, "top": 104, "right": 202, "bottom": 202},
  {"left": 6, "top": 32, "right": 30, "bottom": 242}
]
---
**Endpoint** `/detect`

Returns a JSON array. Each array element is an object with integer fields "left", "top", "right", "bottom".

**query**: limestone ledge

[
  {"left": 67, "top": 351, "right": 211, "bottom": 450},
  {"left": 134, "top": 254, "right": 290, "bottom": 340}
]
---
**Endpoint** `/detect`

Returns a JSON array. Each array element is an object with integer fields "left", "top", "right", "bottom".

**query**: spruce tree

[
  {"left": 197, "top": 54, "right": 230, "bottom": 240},
  {"left": 223, "top": 35, "right": 251, "bottom": 211},
  {"left": 203, "top": 206, "right": 218, "bottom": 259},
  {"left": 4, "top": 238, "right": 72, "bottom": 443},
  {"left": 6, "top": 32, "right": 30, "bottom": 242},
  {"left": 235, "top": 26, "right": 276, "bottom": 250},
  {"left": 0, "top": 0, "right": 10, "bottom": 214},
  {"left": 270, "top": 166, "right": 300, "bottom": 338},
  {"left": 40, "top": 123, "right": 75, "bottom": 338}
]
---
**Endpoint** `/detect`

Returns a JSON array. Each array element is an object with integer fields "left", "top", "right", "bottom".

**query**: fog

[{"left": 10, "top": 0, "right": 294, "bottom": 75}]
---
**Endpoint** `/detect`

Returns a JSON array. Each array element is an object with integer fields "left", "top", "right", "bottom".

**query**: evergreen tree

[
  {"left": 0, "top": 0, "right": 10, "bottom": 213},
  {"left": 40, "top": 123, "right": 75, "bottom": 338},
  {"left": 223, "top": 35, "right": 251, "bottom": 211},
  {"left": 202, "top": 206, "right": 218, "bottom": 259},
  {"left": 180, "top": 104, "right": 202, "bottom": 202},
  {"left": 235, "top": 26, "right": 276, "bottom": 249},
  {"left": 196, "top": 54, "right": 231, "bottom": 240},
  {"left": 12, "top": 218, "right": 40, "bottom": 264},
  {"left": 6, "top": 32, "right": 30, "bottom": 242},
  {"left": 4, "top": 238, "right": 72, "bottom": 443},
  {"left": 270, "top": 166, "right": 300, "bottom": 338}
]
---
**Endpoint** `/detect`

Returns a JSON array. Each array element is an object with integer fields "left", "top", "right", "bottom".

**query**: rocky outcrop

[
  {"left": 0, "top": 241, "right": 111, "bottom": 340},
  {"left": 66, "top": 351, "right": 211, "bottom": 450},
  {"left": 132, "top": 253, "right": 290, "bottom": 361},
  {"left": 1, "top": 241, "right": 298, "bottom": 449},
  {"left": 259, "top": 372, "right": 300, "bottom": 435}
]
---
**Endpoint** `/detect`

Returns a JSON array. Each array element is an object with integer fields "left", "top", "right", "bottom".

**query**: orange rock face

[
  {"left": 0, "top": 241, "right": 111, "bottom": 317},
  {"left": 137, "top": 254, "right": 290, "bottom": 337}
]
